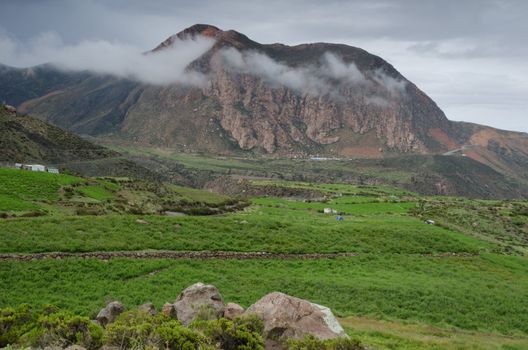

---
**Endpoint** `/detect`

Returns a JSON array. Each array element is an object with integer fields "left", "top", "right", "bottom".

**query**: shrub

[
  {"left": 22, "top": 310, "right": 103, "bottom": 350},
  {"left": 104, "top": 310, "right": 158, "bottom": 349},
  {"left": 0, "top": 304, "right": 37, "bottom": 347},
  {"left": 156, "top": 319, "right": 206, "bottom": 350},
  {"left": 286, "top": 335, "right": 363, "bottom": 350},
  {"left": 196, "top": 316, "right": 265, "bottom": 350}
]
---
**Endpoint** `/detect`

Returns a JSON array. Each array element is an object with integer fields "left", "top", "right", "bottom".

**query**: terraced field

[{"left": 1, "top": 168, "right": 527, "bottom": 349}]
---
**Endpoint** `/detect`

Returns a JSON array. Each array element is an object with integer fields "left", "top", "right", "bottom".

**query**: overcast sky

[{"left": 0, "top": 0, "right": 526, "bottom": 132}]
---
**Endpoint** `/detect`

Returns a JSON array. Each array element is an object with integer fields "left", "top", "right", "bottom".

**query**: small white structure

[
  {"left": 323, "top": 208, "right": 338, "bottom": 214},
  {"left": 425, "top": 219, "right": 435, "bottom": 225},
  {"left": 27, "top": 164, "right": 46, "bottom": 172},
  {"left": 14, "top": 163, "right": 59, "bottom": 174},
  {"left": 31, "top": 164, "right": 46, "bottom": 172}
]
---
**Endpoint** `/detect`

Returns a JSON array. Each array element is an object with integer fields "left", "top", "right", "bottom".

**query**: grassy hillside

[
  {"left": 1, "top": 170, "right": 527, "bottom": 349},
  {"left": 0, "top": 104, "right": 164, "bottom": 182},
  {"left": 0, "top": 167, "right": 242, "bottom": 218}
]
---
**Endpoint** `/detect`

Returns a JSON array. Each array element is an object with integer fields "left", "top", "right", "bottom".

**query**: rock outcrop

[
  {"left": 173, "top": 282, "right": 224, "bottom": 325},
  {"left": 245, "top": 292, "right": 347, "bottom": 342},
  {"left": 96, "top": 301, "right": 125, "bottom": 326}
]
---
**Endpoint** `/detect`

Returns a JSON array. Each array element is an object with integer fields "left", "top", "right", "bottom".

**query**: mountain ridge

[{"left": 0, "top": 24, "right": 527, "bottom": 193}]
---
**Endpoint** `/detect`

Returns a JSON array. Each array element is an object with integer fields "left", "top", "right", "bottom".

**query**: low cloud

[
  {"left": 0, "top": 30, "right": 407, "bottom": 98},
  {"left": 220, "top": 48, "right": 406, "bottom": 102},
  {"left": 0, "top": 31, "right": 215, "bottom": 85}
]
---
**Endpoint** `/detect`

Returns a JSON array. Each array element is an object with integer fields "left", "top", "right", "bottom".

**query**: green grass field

[
  {"left": 1, "top": 169, "right": 528, "bottom": 349},
  {"left": 1, "top": 254, "right": 527, "bottom": 335}
]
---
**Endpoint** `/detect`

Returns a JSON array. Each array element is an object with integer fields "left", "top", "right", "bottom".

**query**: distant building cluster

[{"left": 15, "top": 163, "right": 60, "bottom": 174}]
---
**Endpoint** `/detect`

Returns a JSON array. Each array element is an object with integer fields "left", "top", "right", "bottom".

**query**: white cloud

[
  {"left": 220, "top": 48, "right": 404, "bottom": 101},
  {"left": 0, "top": 31, "right": 215, "bottom": 85}
]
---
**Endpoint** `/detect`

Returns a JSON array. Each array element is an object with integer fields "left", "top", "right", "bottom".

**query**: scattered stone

[
  {"left": 136, "top": 219, "right": 148, "bottom": 224},
  {"left": 174, "top": 282, "right": 224, "bottom": 325},
  {"left": 165, "top": 211, "right": 186, "bottom": 217},
  {"left": 245, "top": 292, "right": 347, "bottom": 342},
  {"left": 96, "top": 301, "right": 125, "bottom": 326},
  {"left": 223, "top": 302, "right": 244, "bottom": 320},
  {"left": 161, "top": 302, "right": 176, "bottom": 318},
  {"left": 138, "top": 302, "right": 157, "bottom": 316},
  {"left": 4, "top": 104, "right": 16, "bottom": 113}
]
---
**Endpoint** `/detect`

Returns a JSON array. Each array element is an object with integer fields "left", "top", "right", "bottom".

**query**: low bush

[
  {"left": 23, "top": 310, "right": 103, "bottom": 350},
  {"left": 104, "top": 310, "right": 159, "bottom": 349},
  {"left": 195, "top": 315, "right": 265, "bottom": 350},
  {"left": 0, "top": 304, "right": 37, "bottom": 347},
  {"left": 156, "top": 320, "right": 206, "bottom": 350}
]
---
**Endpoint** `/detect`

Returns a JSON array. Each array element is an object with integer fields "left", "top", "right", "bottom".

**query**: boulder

[
  {"left": 162, "top": 302, "right": 176, "bottom": 318},
  {"left": 245, "top": 292, "right": 347, "bottom": 341},
  {"left": 138, "top": 302, "right": 157, "bottom": 315},
  {"left": 96, "top": 301, "right": 125, "bottom": 326},
  {"left": 174, "top": 282, "right": 224, "bottom": 325},
  {"left": 223, "top": 302, "right": 245, "bottom": 320}
]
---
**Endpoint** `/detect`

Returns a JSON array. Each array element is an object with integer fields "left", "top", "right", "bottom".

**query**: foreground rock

[
  {"left": 96, "top": 301, "right": 125, "bottom": 326},
  {"left": 245, "top": 292, "right": 347, "bottom": 341},
  {"left": 138, "top": 302, "right": 157, "bottom": 315},
  {"left": 223, "top": 302, "right": 245, "bottom": 320},
  {"left": 174, "top": 282, "right": 224, "bottom": 325},
  {"left": 162, "top": 302, "right": 176, "bottom": 318}
]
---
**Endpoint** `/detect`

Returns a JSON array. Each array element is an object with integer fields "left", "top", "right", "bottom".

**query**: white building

[
  {"left": 30, "top": 164, "right": 46, "bottom": 172},
  {"left": 47, "top": 167, "right": 60, "bottom": 174}
]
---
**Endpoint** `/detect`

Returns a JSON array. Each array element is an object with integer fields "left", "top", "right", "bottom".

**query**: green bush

[
  {"left": 0, "top": 304, "right": 37, "bottom": 347},
  {"left": 156, "top": 319, "right": 206, "bottom": 350},
  {"left": 286, "top": 335, "right": 363, "bottom": 350},
  {"left": 196, "top": 315, "right": 265, "bottom": 350},
  {"left": 22, "top": 309, "right": 102, "bottom": 350},
  {"left": 104, "top": 310, "right": 159, "bottom": 349}
]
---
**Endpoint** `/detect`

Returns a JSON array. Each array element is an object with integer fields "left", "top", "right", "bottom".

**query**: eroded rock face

[
  {"left": 96, "top": 301, "right": 125, "bottom": 326},
  {"left": 245, "top": 292, "right": 347, "bottom": 341},
  {"left": 174, "top": 282, "right": 224, "bottom": 325}
]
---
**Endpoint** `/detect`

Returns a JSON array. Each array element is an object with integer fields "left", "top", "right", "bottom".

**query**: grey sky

[{"left": 0, "top": 0, "right": 526, "bottom": 132}]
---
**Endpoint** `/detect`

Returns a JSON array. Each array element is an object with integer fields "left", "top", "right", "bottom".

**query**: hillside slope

[{"left": 0, "top": 105, "right": 161, "bottom": 180}]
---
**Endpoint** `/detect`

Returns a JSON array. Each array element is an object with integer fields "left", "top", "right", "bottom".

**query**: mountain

[{"left": 1, "top": 24, "right": 527, "bottom": 195}]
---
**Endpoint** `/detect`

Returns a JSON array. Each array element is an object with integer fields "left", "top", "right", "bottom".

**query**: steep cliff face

[{"left": 0, "top": 24, "right": 458, "bottom": 157}]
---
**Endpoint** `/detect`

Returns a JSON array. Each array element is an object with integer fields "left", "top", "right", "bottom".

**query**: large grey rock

[
  {"left": 174, "top": 282, "right": 224, "bottom": 325},
  {"left": 223, "top": 302, "right": 245, "bottom": 320},
  {"left": 96, "top": 301, "right": 125, "bottom": 326},
  {"left": 245, "top": 292, "right": 347, "bottom": 341}
]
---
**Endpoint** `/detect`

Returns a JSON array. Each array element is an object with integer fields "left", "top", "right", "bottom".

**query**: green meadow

[{"left": 1, "top": 168, "right": 528, "bottom": 349}]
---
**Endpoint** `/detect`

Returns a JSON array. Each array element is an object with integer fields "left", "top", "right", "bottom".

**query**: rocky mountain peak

[{"left": 153, "top": 24, "right": 260, "bottom": 52}]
